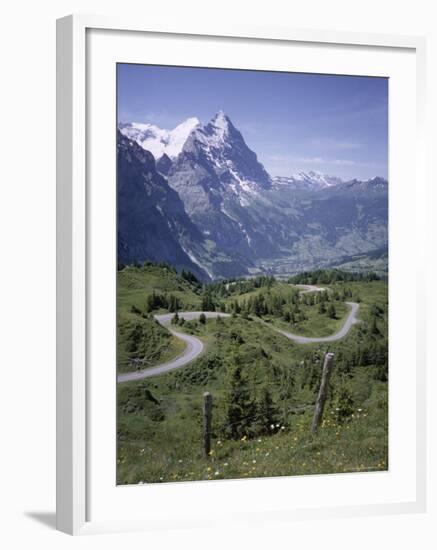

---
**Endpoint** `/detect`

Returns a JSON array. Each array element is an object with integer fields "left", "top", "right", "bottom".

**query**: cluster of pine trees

[
  {"left": 180, "top": 269, "right": 200, "bottom": 286},
  {"left": 288, "top": 268, "right": 379, "bottom": 285},
  {"left": 171, "top": 312, "right": 207, "bottom": 327},
  {"left": 146, "top": 291, "right": 181, "bottom": 313},
  {"left": 226, "top": 288, "right": 341, "bottom": 323},
  {"left": 223, "top": 353, "right": 280, "bottom": 439},
  {"left": 200, "top": 291, "right": 216, "bottom": 311},
  {"left": 120, "top": 260, "right": 179, "bottom": 273},
  {"left": 220, "top": 343, "right": 366, "bottom": 438},
  {"left": 207, "top": 275, "right": 275, "bottom": 300}
]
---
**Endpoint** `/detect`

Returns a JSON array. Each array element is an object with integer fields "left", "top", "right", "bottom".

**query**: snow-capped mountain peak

[
  {"left": 298, "top": 170, "right": 343, "bottom": 187},
  {"left": 119, "top": 117, "right": 199, "bottom": 159},
  {"left": 273, "top": 171, "right": 343, "bottom": 191},
  {"left": 366, "top": 176, "right": 387, "bottom": 185},
  {"left": 178, "top": 112, "right": 272, "bottom": 195},
  {"left": 117, "top": 115, "right": 389, "bottom": 281},
  {"left": 191, "top": 111, "right": 236, "bottom": 150},
  {"left": 169, "top": 117, "right": 200, "bottom": 155},
  {"left": 210, "top": 110, "right": 231, "bottom": 135}
]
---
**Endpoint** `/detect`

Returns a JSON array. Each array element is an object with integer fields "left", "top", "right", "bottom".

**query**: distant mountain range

[
  {"left": 273, "top": 171, "right": 343, "bottom": 191},
  {"left": 118, "top": 112, "right": 388, "bottom": 280}
]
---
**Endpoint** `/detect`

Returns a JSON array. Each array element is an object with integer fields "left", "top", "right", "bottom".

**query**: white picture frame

[{"left": 56, "top": 14, "right": 427, "bottom": 535}]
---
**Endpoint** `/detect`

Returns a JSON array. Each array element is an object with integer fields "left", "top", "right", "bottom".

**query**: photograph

[{"left": 116, "top": 63, "right": 389, "bottom": 485}]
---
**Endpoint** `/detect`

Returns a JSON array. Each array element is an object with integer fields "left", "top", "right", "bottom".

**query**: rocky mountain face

[
  {"left": 117, "top": 114, "right": 388, "bottom": 280},
  {"left": 156, "top": 153, "right": 172, "bottom": 176},
  {"left": 117, "top": 131, "right": 210, "bottom": 279},
  {"left": 117, "top": 131, "right": 258, "bottom": 280},
  {"left": 165, "top": 111, "right": 279, "bottom": 260}
]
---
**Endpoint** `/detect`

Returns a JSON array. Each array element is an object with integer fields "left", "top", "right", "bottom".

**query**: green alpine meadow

[{"left": 116, "top": 264, "right": 388, "bottom": 484}]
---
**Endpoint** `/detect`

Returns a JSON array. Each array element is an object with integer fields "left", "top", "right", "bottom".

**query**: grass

[
  {"left": 117, "top": 263, "right": 202, "bottom": 313},
  {"left": 117, "top": 369, "right": 388, "bottom": 484},
  {"left": 117, "top": 265, "right": 201, "bottom": 372},
  {"left": 266, "top": 300, "right": 350, "bottom": 337},
  {"left": 117, "top": 266, "right": 388, "bottom": 484},
  {"left": 117, "top": 309, "right": 191, "bottom": 373},
  {"left": 222, "top": 281, "right": 357, "bottom": 337}
]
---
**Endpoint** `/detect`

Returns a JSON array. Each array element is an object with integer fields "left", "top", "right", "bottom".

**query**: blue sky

[{"left": 117, "top": 64, "right": 388, "bottom": 180}]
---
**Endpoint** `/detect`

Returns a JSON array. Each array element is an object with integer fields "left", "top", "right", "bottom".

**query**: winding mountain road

[
  {"left": 117, "top": 312, "right": 230, "bottom": 383},
  {"left": 273, "top": 301, "right": 359, "bottom": 344},
  {"left": 117, "top": 288, "right": 360, "bottom": 383}
]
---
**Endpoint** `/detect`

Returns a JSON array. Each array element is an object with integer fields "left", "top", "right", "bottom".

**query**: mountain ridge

[
  {"left": 119, "top": 117, "right": 200, "bottom": 160},
  {"left": 117, "top": 113, "right": 388, "bottom": 280}
]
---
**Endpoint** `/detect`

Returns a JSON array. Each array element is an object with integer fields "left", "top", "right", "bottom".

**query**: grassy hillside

[
  {"left": 117, "top": 262, "right": 202, "bottom": 312},
  {"left": 221, "top": 281, "right": 351, "bottom": 338},
  {"left": 117, "top": 263, "right": 202, "bottom": 372},
  {"left": 117, "top": 265, "right": 388, "bottom": 484}
]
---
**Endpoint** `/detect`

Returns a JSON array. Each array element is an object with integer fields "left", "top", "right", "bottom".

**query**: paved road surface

[
  {"left": 273, "top": 301, "right": 359, "bottom": 344},
  {"left": 117, "top": 287, "right": 359, "bottom": 382},
  {"left": 117, "top": 312, "right": 230, "bottom": 383}
]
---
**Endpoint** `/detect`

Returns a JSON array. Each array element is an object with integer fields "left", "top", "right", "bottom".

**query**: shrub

[{"left": 334, "top": 385, "right": 354, "bottom": 423}]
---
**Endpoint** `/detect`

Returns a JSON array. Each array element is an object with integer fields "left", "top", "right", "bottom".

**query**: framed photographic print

[{"left": 56, "top": 15, "right": 427, "bottom": 535}]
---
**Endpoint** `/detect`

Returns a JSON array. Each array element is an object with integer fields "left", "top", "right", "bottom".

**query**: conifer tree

[
  {"left": 335, "top": 385, "right": 354, "bottom": 423},
  {"left": 224, "top": 355, "right": 256, "bottom": 439},
  {"left": 201, "top": 292, "right": 215, "bottom": 311},
  {"left": 327, "top": 303, "right": 336, "bottom": 319},
  {"left": 279, "top": 368, "right": 295, "bottom": 420},
  {"left": 171, "top": 311, "right": 179, "bottom": 325},
  {"left": 256, "top": 387, "right": 280, "bottom": 434}
]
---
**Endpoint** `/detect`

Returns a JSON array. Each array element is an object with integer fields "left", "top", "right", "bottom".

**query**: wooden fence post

[
  {"left": 202, "top": 391, "right": 212, "bottom": 457},
  {"left": 311, "top": 352, "right": 335, "bottom": 433}
]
